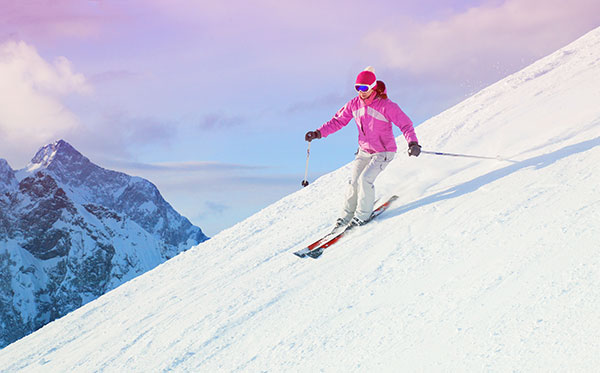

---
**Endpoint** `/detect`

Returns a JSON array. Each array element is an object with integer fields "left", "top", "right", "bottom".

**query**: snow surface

[{"left": 1, "top": 27, "right": 600, "bottom": 372}]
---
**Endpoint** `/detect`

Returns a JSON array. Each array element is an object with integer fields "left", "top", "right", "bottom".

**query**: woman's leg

[
  {"left": 340, "top": 149, "right": 372, "bottom": 223},
  {"left": 354, "top": 151, "right": 395, "bottom": 221}
]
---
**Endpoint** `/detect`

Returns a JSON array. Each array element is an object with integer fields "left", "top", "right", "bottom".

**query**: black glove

[
  {"left": 305, "top": 130, "right": 322, "bottom": 142},
  {"left": 408, "top": 141, "right": 421, "bottom": 157}
]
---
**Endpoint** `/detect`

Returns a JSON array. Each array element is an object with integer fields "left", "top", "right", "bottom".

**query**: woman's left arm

[{"left": 386, "top": 101, "right": 418, "bottom": 144}]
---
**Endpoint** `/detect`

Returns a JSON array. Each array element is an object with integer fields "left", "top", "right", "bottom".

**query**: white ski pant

[{"left": 342, "top": 149, "right": 395, "bottom": 222}]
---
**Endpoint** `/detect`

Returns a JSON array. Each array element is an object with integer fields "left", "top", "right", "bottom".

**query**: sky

[{"left": 1, "top": 0, "right": 599, "bottom": 235}]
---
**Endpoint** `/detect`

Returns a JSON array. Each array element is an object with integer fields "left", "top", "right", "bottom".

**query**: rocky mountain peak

[
  {"left": 1, "top": 140, "right": 209, "bottom": 348},
  {"left": 0, "top": 158, "right": 12, "bottom": 172},
  {"left": 29, "top": 139, "right": 90, "bottom": 172},
  {"left": 0, "top": 159, "right": 16, "bottom": 191}
]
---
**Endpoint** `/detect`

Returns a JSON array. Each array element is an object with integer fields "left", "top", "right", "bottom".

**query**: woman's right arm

[{"left": 317, "top": 99, "right": 355, "bottom": 138}]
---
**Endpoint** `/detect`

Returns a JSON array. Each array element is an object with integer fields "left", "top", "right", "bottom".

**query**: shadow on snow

[{"left": 389, "top": 137, "right": 600, "bottom": 218}]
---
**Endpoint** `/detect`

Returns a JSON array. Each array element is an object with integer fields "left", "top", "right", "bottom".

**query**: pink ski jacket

[{"left": 318, "top": 96, "right": 418, "bottom": 154}]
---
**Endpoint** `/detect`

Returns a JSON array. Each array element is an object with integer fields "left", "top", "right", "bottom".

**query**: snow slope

[{"left": 1, "top": 27, "right": 599, "bottom": 372}]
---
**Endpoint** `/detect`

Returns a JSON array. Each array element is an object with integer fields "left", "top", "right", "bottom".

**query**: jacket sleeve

[
  {"left": 317, "top": 100, "right": 354, "bottom": 138},
  {"left": 385, "top": 101, "right": 418, "bottom": 144}
]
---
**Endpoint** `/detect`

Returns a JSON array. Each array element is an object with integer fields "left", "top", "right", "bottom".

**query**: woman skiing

[{"left": 305, "top": 66, "right": 421, "bottom": 230}]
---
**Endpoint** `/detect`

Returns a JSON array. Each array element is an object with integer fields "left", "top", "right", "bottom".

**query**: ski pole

[
  {"left": 421, "top": 150, "right": 518, "bottom": 163},
  {"left": 301, "top": 141, "right": 311, "bottom": 187}
]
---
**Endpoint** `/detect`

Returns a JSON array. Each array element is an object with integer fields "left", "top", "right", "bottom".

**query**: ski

[
  {"left": 294, "top": 195, "right": 398, "bottom": 259},
  {"left": 292, "top": 231, "right": 341, "bottom": 258},
  {"left": 293, "top": 197, "right": 384, "bottom": 258}
]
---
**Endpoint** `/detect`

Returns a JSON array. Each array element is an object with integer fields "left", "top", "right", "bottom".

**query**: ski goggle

[{"left": 354, "top": 81, "right": 377, "bottom": 92}]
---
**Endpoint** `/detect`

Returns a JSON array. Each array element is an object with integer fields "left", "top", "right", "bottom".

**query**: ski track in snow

[{"left": 1, "top": 27, "right": 600, "bottom": 372}]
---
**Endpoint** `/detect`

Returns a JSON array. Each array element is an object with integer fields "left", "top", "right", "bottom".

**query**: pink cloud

[
  {"left": 365, "top": 0, "right": 600, "bottom": 81},
  {"left": 0, "top": 0, "right": 120, "bottom": 42}
]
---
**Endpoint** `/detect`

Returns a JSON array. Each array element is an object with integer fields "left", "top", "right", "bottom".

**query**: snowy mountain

[
  {"left": 0, "top": 140, "right": 208, "bottom": 348},
  {"left": 1, "top": 26, "right": 600, "bottom": 371}
]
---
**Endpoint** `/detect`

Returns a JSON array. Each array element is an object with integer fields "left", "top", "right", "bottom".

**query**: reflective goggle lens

[{"left": 355, "top": 84, "right": 370, "bottom": 92}]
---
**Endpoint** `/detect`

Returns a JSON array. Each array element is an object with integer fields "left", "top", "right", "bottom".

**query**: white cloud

[{"left": 0, "top": 40, "right": 90, "bottom": 166}]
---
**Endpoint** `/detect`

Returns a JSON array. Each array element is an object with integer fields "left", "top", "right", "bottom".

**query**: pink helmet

[{"left": 355, "top": 66, "right": 377, "bottom": 85}]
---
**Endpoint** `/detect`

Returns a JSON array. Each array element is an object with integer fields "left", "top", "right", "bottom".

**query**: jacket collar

[{"left": 359, "top": 91, "right": 377, "bottom": 106}]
